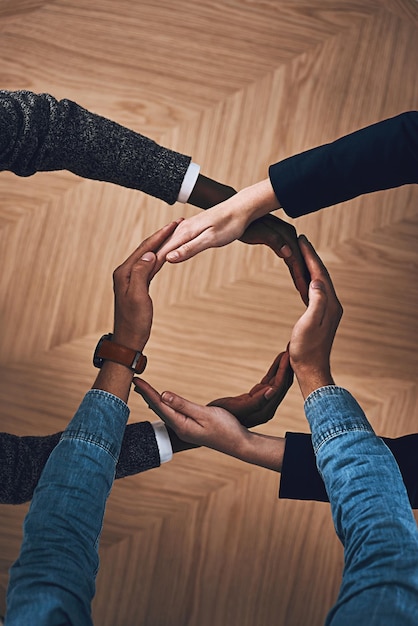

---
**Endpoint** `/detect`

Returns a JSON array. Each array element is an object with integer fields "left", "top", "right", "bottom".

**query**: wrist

[
  {"left": 240, "top": 178, "right": 281, "bottom": 222},
  {"left": 239, "top": 431, "right": 285, "bottom": 472},
  {"left": 112, "top": 331, "right": 148, "bottom": 353},
  {"left": 294, "top": 367, "right": 335, "bottom": 400}
]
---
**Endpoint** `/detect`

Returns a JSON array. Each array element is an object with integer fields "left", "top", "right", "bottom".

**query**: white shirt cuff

[
  {"left": 177, "top": 162, "right": 200, "bottom": 203},
  {"left": 151, "top": 421, "right": 173, "bottom": 464}
]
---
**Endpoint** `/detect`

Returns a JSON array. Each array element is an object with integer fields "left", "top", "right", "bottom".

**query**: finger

[
  {"left": 259, "top": 351, "right": 286, "bottom": 385},
  {"left": 298, "top": 235, "right": 337, "bottom": 299},
  {"left": 133, "top": 378, "right": 167, "bottom": 420},
  {"left": 133, "top": 379, "right": 190, "bottom": 429},
  {"left": 165, "top": 229, "right": 214, "bottom": 263},
  {"left": 161, "top": 390, "right": 207, "bottom": 423},
  {"left": 305, "top": 279, "right": 329, "bottom": 326},
  {"left": 283, "top": 254, "right": 310, "bottom": 306},
  {"left": 116, "top": 221, "right": 179, "bottom": 274}
]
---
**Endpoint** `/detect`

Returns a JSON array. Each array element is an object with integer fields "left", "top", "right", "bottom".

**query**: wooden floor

[{"left": 1, "top": 1, "right": 418, "bottom": 624}]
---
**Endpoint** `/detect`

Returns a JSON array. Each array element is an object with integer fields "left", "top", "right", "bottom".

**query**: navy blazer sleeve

[
  {"left": 0, "top": 422, "right": 161, "bottom": 505},
  {"left": 269, "top": 111, "right": 418, "bottom": 218},
  {"left": 279, "top": 432, "right": 418, "bottom": 509},
  {"left": 0, "top": 90, "right": 191, "bottom": 204}
]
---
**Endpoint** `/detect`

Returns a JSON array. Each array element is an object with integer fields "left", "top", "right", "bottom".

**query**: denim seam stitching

[
  {"left": 314, "top": 425, "right": 373, "bottom": 454},
  {"left": 60, "top": 431, "right": 119, "bottom": 462}
]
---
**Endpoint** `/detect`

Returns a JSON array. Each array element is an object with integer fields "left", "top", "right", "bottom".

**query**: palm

[{"left": 208, "top": 350, "right": 293, "bottom": 428}]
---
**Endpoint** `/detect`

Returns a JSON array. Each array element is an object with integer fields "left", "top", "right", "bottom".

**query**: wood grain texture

[{"left": 0, "top": 0, "right": 417, "bottom": 623}]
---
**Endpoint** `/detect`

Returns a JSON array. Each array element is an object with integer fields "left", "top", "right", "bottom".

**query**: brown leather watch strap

[{"left": 97, "top": 338, "right": 147, "bottom": 374}]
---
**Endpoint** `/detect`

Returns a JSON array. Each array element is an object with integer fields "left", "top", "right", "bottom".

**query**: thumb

[
  {"left": 130, "top": 251, "right": 157, "bottom": 287},
  {"left": 306, "top": 279, "right": 328, "bottom": 324}
]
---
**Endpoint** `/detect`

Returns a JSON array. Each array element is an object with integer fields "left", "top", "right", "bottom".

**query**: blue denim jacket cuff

[
  {"left": 304, "top": 386, "right": 374, "bottom": 454},
  {"left": 85, "top": 388, "right": 130, "bottom": 414},
  {"left": 61, "top": 389, "right": 130, "bottom": 462}
]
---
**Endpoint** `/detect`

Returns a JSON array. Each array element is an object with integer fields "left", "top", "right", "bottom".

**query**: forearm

[
  {"left": 0, "top": 90, "right": 190, "bottom": 203},
  {"left": 270, "top": 111, "right": 418, "bottom": 218},
  {"left": 7, "top": 390, "right": 130, "bottom": 624},
  {"left": 305, "top": 386, "right": 418, "bottom": 622},
  {"left": 0, "top": 431, "right": 61, "bottom": 504}
]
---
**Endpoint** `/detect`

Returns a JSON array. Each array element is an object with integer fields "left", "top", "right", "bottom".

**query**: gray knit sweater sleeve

[
  {"left": 0, "top": 90, "right": 191, "bottom": 204},
  {"left": 0, "top": 422, "right": 161, "bottom": 505}
]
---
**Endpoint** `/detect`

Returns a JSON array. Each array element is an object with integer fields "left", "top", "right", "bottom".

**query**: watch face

[{"left": 93, "top": 333, "right": 113, "bottom": 369}]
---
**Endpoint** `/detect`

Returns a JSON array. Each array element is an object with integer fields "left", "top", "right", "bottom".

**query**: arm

[
  {"left": 279, "top": 432, "right": 418, "bottom": 509},
  {"left": 289, "top": 237, "right": 418, "bottom": 623},
  {"left": 6, "top": 222, "right": 177, "bottom": 624},
  {"left": 0, "top": 90, "right": 191, "bottom": 204},
  {"left": 154, "top": 111, "right": 418, "bottom": 264},
  {"left": 270, "top": 110, "right": 418, "bottom": 218}
]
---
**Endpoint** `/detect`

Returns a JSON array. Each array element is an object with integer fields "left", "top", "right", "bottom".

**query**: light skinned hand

[
  {"left": 208, "top": 349, "right": 293, "bottom": 428},
  {"left": 289, "top": 235, "right": 343, "bottom": 398},
  {"left": 133, "top": 378, "right": 252, "bottom": 457},
  {"left": 133, "top": 377, "right": 285, "bottom": 470},
  {"left": 112, "top": 220, "right": 179, "bottom": 352},
  {"left": 155, "top": 178, "right": 279, "bottom": 266}
]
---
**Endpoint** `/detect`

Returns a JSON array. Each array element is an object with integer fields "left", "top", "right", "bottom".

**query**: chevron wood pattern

[{"left": 0, "top": 1, "right": 417, "bottom": 624}]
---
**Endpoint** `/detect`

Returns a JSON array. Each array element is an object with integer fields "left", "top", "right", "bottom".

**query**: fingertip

[
  {"left": 264, "top": 387, "right": 276, "bottom": 400},
  {"left": 161, "top": 391, "right": 174, "bottom": 404},
  {"left": 279, "top": 244, "right": 292, "bottom": 259},
  {"left": 310, "top": 279, "right": 326, "bottom": 291},
  {"left": 166, "top": 251, "right": 180, "bottom": 262},
  {"left": 140, "top": 251, "right": 156, "bottom": 262}
]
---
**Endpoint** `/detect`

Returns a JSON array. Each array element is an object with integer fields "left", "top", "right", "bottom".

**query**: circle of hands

[{"left": 112, "top": 211, "right": 342, "bottom": 457}]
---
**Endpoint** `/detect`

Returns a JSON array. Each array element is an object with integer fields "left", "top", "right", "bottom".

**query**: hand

[
  {"left": 133, "top": 378, "right": 253, "bottom": 456},
  {"left": 156, "top": 179, "right": 279, "bottom": 265},
  {"left": 133, "top": 379, "right": 285, "bottom": 470},
  {"left": 289, "top": 235, "right": 343, "bottom": 398},
  {"left": 112, "top": 221, "right": 179, "bottom": 351},
  {"left": 240, "top": 214, "right": 310, "bottom": 305},
  {"left": 208, "top": 350, "right": 293, "bottom": 428}
]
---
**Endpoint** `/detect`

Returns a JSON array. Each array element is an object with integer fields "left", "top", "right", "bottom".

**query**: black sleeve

[
  {"left": 0, "top": 431, "right": 62, "bottom": 505},
  {"left": 279, "top": 432, "right": 328, "bottom": 503},
  {"left": 269, "top": 111, "right": 418, "bottom": 218},
  {"left": 115, "top": 421, "right": 161, "bottom": 478},
  {"left": 0, "top": 90, "right": 191, "bottom": 204},
  {"left": 279, "top": 432, "right": 418, "bottom": 509},
  {"left": 0, "top": 422, "right": 161, "bottom": 505}
]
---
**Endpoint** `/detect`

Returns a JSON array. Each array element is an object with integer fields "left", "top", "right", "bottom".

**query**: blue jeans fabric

[
  {"left": 5, "top": 389, "right": 130, "bottom": 626},
  {"left": 305, "top": 386, "right": 418, "bottom": 625}
]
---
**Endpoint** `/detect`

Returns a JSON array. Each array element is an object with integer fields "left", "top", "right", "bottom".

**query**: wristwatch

[{"left": 93, "top": 333, "right": 147, "bottom": 374}]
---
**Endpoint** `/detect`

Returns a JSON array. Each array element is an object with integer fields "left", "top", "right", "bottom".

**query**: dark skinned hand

[
  {"left": 240, "top": 214, "right": 310, "bottom": 305},
  {"left": 207, "top": 349, "right": 293, "bottom": 428},
  {"left": 134, "top": 349, "right": 293, "bottom": 452}
]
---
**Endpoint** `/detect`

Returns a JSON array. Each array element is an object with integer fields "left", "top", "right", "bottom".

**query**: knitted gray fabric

[
  {"left": 0, "top": 422, "right": 161, "bottom": 505},
  {"left": 0, "top": 90, "right": 191, "bottom": 204}
]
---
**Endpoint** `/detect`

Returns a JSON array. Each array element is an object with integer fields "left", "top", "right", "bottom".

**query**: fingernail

[
  {"left": 311, "top": 280, "right": 325, "bottom": 290},
  {"left": 141, "top": 252, "right": 155, "bottom": 261},
  {"left": 280, "top": 244, "right": 292, "bottom": 259},
  {"left": 162, "top": 392, "right": 174, "bottom": 403},
  {"left": 264, "top": 387, "right": 276, "bottom": 400},
  {"left": 167, "top": 251, "right": 179, "bottom": 261}
]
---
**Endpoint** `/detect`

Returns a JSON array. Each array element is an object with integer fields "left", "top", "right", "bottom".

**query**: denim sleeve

[
  {"left": 269, "top": 111, "right": 418, "bottom": 218},
  {"left": 0, "top": 90, "right": 191, "bottom": 204},
  {"left": 6, "top": 389, "right": 130, "bottom": 626},
  {"left": 305, "top": 386, "right": 418, "bottom": 626}
]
